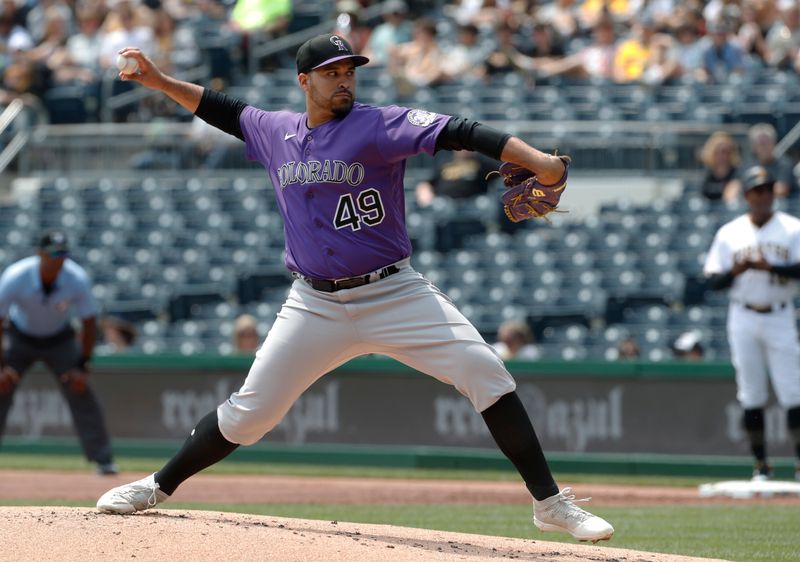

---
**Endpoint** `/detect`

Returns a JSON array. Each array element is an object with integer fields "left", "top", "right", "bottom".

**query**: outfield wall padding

[{"left": 4, "top": 356, "right": 794, "bottom": 462}]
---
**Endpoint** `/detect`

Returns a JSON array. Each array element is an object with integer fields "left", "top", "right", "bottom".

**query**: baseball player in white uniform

[
  {"left": 704, "top": 165, "right": 800, "bottom": 481},
  {"left": 94, "top": 36, "right": 614, "bottom": 542}
]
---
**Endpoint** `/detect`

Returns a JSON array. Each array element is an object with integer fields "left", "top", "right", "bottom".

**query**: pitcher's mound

[{"left": 0, "top": 506, "right": 726, "bottom": 562}]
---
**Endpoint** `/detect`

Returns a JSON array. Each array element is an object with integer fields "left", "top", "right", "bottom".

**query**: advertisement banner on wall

[{"left": 3, "top": 360, "right": 793, "bottom": 457}]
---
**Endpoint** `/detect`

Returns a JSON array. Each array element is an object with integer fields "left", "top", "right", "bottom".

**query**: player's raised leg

[
  {"left": 482, "top": 392, "right": 614, "bottom": 542},
  {"left": 364, "top": 269, "right": 613, "bottom": 542}
]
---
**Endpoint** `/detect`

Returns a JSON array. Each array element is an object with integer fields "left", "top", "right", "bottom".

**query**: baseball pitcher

[{"left": 96, "top": 35, "right": 612, "bottom": 542}]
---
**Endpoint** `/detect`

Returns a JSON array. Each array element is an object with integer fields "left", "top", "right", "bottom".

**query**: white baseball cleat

[
  {"left": 96, "top": 473, "right": 170, "bottom": 514},
  {"left": 751, "top": 462, "right": 773, "bottom": 482},
  {"left": 533, "top": 487, "right": 614, "bottom": 543}
]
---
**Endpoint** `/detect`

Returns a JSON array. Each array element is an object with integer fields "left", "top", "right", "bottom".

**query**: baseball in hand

[{"left": 116, "top": 54, "right": 139, "bottom": 75}]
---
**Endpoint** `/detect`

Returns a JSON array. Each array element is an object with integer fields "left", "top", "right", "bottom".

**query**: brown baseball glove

[{"left": 490, "top": 155, "right": 570, "bottom": 222}]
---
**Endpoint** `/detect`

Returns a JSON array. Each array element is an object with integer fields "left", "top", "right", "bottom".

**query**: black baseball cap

[
  {"left": 296, "top": 34, "right": 369, "bottom": 74},
  {"left": 39, "top": 230, "right": 69, "bottom": 255},
  {"left": 742, "top": 165, "right": 774, "bottom": 192}
]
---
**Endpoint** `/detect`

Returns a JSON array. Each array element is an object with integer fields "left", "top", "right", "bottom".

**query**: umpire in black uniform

[{"left": 0, "top": 232, "right": 117, "bottom": 474}]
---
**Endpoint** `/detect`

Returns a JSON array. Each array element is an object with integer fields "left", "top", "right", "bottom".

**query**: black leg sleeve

[
  {"left": 155, "top": 410, "right": 239, "bottom": 495},
  {"left": 787, "top": 406, "right": 800, "bottom": 460},
  {"left": 481, "top": 391, "right": 558, "bottom": 501},
  {"left": 743, "top": 408, "right": 766, "bottom": 462}
]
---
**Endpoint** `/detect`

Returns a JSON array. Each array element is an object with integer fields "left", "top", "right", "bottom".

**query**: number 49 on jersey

[{"left": 334, "top": 188, "right": 385, "bottom": 231}]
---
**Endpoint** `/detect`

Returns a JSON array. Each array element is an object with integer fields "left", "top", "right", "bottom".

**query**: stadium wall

[{"left": 3, "top": 356, "right": 796, "bottom": 477}]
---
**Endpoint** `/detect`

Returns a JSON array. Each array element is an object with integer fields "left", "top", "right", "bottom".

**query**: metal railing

[
  {"left": 775, "top": 118, "right": 800, "bottom": 159},
  {"left": 0, "top": 100, "right": 30, "bottom": 176}
]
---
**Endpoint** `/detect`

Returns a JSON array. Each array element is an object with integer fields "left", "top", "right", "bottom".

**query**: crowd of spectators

[
  {"left": 0, "top": 0, "right": 266, "bottom": 119},
  {"left": 693, "top": 121, "right": 799, "bottom": 200},
  {"left": 0, "top": 0, "right": 203, "bottom": 117},
  {"left": 375, "top": 0, "right": 800, "bottom": 92},
  {"left": 4, "top": 0, "right": 800, "bottom": 124}
]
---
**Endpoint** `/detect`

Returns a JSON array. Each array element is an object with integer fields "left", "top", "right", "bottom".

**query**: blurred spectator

[
  {"left": 446, "top": 0, "right": 503, "bottom": 28},
  {"left": 702, "top": 0, "right": 737, "bottom": 25},
  {"left": 229, "top": 0, "right": 290, "bottom": 34},
  {"left": 25, "top": 0, "right": 73, "bottom": 44},
  {"left": 151, "top": 8, "right": 200, "bottom": 74},
  {"left": 162, "top": 0, "right": 226, "bottom": 21},
  {"left": 415, "top": 151, "right": 495, "bottom": 207},
  {"left": 97, "top": 316, "right": 138, "bottom": 355},
  {"left": 667, "top": 2, "right": 705, "bottom": 38},
  {"left": 441, "top": 23, "right": 489, "bottom": 81},
  {"left": 27, "top": 7, "right": 69, "bottom": 62},
  {"left": 765, "top": 5, "right": 800, "bottom": 69},
  {"left": 672, "top": 330, "right": 705, "bottom": 360},
  {"left": 616, "top": 337, "right": 640, "bottom": 360},
  {"left": 135, "top": 8, "right": 200, "bottom": 120},
  {"left": 539, "top": 16, "right": 617, "bottom": 81},
  {"left": 65, "top": 7, "right": 105, "bottom": 77},
  {"left": 613, "top": 15, "right": 659, "bottom": 83},
  {"left": 673, "top": 21, "right": 705, "bottom": 80},
  {"left": 333, "top": 2, "right": 372, "bottom": 55},
  {"left": 1, "top": 0, "right": 28, "bottom": 28},
  {"left": 641, "top": 33, "right": 680, "bottom": 85},
  {"left": 735, "top": 1, "right": 768, "bottom": 62},
  {"left": 743, "top": 123, "right": 796, "bottom": 199},
  {"left": 1, "top": 3, "right": 34, "bottom": 58},
  {"left": 362, "top": 0, "right": 412, "bottom": 66},
  {"left": 26, "top": 6, "right": 93, "bottom": 86},
  {"left": 471, "top": 0, "right": 509, "bottom": 30},
  {"left": 483, "top": 20, "right": 567, "bottom": 80},
  {"left": 0, "top": 58, "right": 49, "bottom": 105},
  {"left": 699, "top": 19, "right": 746, "bottom": 83},
  {"left": 484, "top": 21, "right": 531, "bottom": 76},
  {"left": 639, "top": 0, "right": 677, "bottom": 30},
  {"left": 388, "top": 17, "right": 445, "bottom": 95},
  {"left": 493, "top": 319, "right": 541, "bottom": 361},
  {"left": 537, "top": 0, "right": 578, "bottom": 40},
  {"left": 697, "top": 131, "right": 742, "bottom": 201},
  {"left": 578, "top": 0, "right": 634, "bottom": 29},
  {"left": 99, "top": 0, "right": 155, "bottom": 69},
  {"left": 519, "top": 20, "right": 566, "bottom": 59},
  {"left": 233, "top": 314, "right": 261, "bottom": 354}
]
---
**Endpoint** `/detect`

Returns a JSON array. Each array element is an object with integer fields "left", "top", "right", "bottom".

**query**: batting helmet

[{"left": 741, "top": 165, "right": 774, "bottom": 192}]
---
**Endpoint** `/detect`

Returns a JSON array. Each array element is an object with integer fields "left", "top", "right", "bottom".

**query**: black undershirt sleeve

[
  {"left": 706, "top": 271, "right": 735, "bottom": 290},
  {"left": 435, "top": 117, "right": 512, "bottom": 160},
  {"left": 770, "top": 263, "right": 800, "bottom": 279},
  {"left": 194, "top": 88, "right": 247, "bottom": 141}
]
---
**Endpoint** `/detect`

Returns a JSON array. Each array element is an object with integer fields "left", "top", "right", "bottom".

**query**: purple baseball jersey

[{"left": 239, "top": 102, "right": 450, "bottom": 279}]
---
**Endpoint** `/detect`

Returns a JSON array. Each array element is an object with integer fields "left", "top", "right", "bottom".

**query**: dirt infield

[
  {"left": 3, "top": 469, "right": 797, "bottom": 561},
  {"left": 1, "top": 469, "right": 799, "bottom": 506},
  {"left": 1, "top": 506, "right": 729, "bottom": 562}
]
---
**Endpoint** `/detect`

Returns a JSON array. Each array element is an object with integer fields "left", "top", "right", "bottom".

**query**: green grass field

[
  {"left": 0, "top": 453, "right": 713, "bottom": 486},
  {"left": 1, "top": 454, "right": 799, "bottom": 562}
]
